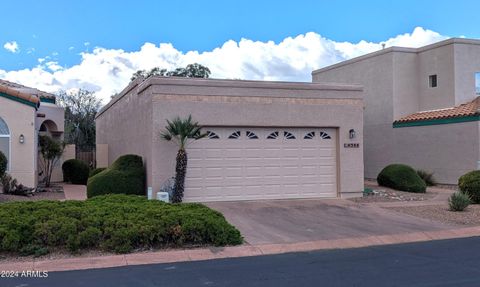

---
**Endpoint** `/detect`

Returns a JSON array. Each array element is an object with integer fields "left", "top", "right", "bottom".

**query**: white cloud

[
  {"left": 3, "top": 41, "right": 19, "bottom": 53},
  {"left": 45, "top": 61, "right": 63, "bottom": 72},
  {"left": 0, "top": 27, "right": 448, "bottom": 103}
]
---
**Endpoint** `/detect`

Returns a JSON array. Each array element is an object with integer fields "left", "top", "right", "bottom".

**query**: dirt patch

[
  {"left": 0, "top": 184, "right": 65, "bottom": 202},
  {"left": 387, "top": 204, "right": 480, "bottom": 226},
  {"left": 350, "top": 181, "right": 437, "bottom": 203}
]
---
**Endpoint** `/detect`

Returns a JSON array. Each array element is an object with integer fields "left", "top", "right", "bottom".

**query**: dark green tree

[
  {"left": 131, "top": 63, "right": 211, "bottom": 81},
  {"left": 38, "top": 135, "right": 65, "bottom": 187},
  {"left": 56, "top": 89, "right": 101, "bottom": 149},
  {"left": 160, "top": 115, "right": 206, "bottom": 203}
]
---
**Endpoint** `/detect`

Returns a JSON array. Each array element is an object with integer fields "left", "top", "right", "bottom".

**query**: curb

[{"left": 2, "top": 226, "right": 480, "bottom": 272}]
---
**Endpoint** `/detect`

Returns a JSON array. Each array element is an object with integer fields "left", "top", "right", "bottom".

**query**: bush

[
  {"left": 89, "top": 167, "right": 106, "bottom": 178},
  {"left": 377, "top": 164, "right": 426, "bottom": 193},
  {"left": 87, "top": 154, "right": 145, "bottom": 198},
  {"left": 417, "top": 169, "right": 436, "bottom": 186},
  {"left": 0, "top": 151, "right": 7, "bottom": 178},
  {"left": 448, "top": 192, "right": 471, "bottom": 211},
  {"left": 0, "top": 194, "right": 242, "bottom": 256},
  {"left": 458, "top": 170, "right": 480, "bottom": 203},
  {"left": 62, "top": 159, "right": 90, "bottom": 185}
]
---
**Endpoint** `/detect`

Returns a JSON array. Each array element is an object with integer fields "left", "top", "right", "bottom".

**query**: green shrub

[
  {"left": 448, "top": 192, "right": 471, "bottom": 211},
  {"left": 417, "top": 169, "right": 436, "bottom": 186},
  {"left": 0, "top": 194, "right": 242, "bottom": 256},
  {"left": 87, "top": 154, "right": 145, "bottom": 198},
  {"left": 458, "top": 170, "right": 480, "bottom": 203},
  {"left": 0, "top": 151, "right": 7, "bottom": 178},
  {"left": 89, "top": 167, "right": 106, "bottom": 178},
  {"left": 377, "top": 164, "right": 426, "bottom": 193},
  {"left": 62, "top": 159, "right": 90, "bottom": 185},
  {"left": 19, "top": 244, "right": 49, "bottom": 257}
]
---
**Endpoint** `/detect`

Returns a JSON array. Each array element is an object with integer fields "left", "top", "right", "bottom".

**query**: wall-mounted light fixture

[
  {"left": 19, "top": 134, "right": 25, "bottom": 144},
  {"left": 349, "top": 129, "right": 356, "bottom": 139}
]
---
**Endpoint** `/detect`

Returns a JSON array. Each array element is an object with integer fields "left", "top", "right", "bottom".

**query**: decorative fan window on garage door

[
  {"left": 319, "top": 131, "right": 331, "bottom": 139},
  {"left": 304, "top": 131, "right": 315, "bottom": 139},
  {"left": 228, "top": 131, "right": 241, "bottom": 139},
  {"left": 266, "top": 131, "right": 279, "bottom": 139},
  {"left": 206, "top": 131, "right": 219, "bottom": 139},
  {"left": 246, "top": 131, "right": 258, "bottom": 139},
  {"left": 284, "top": 131, "right": 296, "bottom": 139}
]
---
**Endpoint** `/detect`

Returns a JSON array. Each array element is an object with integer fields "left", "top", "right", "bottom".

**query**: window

[
  {"left": 228, "top": 131, "right": 241, "bottom": 139},
  {"left": 319, "top": 131, "right": 331, "bottom": 139},
  {"left": 267, "top": 131, "right": 279, "bottom": 139},
  {"left": 0, "top": 117, "right": 10, "bottom": 170},
  {"left": 246, "top": 131, "right": 258, "bottom": 139},
  {"left": 304, "top": 132, "right": 315, "bottom": 139},
  {"left": 429, "top": 74, "right": 437, "bottom": 88},
  {"left": 206, "top": 131, "right": 219, "bottom": 139},
  {"left": 476, "top": 73, "right": 480, "bottom": 95},
  {"left": 284, "top": 131, "right": 296, "bottom": 139}
]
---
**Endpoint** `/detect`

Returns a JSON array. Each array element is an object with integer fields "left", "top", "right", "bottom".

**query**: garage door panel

[{"left": 184, "top": 127, "right": 337, "bottom": 202}]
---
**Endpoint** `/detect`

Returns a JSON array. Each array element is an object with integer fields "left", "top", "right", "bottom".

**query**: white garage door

[{"left": 184, "top": 127, "right": 337, "bottom": 202}]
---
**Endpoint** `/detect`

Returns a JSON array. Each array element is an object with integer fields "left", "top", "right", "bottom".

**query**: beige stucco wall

[
  {"left": 96, "top": 78, "right": 364, "bottom": 199},
  {"left": 96, "top": 144, "right": 109, "bottom": 168},
  {"left": 392, "top": 52, "right": 420, "bottom": 119},
  {"left": 96, "top": 81, "right": 153, "bottom": 189},
  {"left": 37, "top": 102, "right": 65, "bottom": 183},
  {"left": 453, "top": 42, "right": 480, "bottom": 105},
  {"left": 0, "top": 97, "right": 37, "bottom": 187},
  {"left": 313, "top": 51, "right": 394, "bottom": 180},
  {"left": 417, "top": 43, "right": 456, "bottom": 110},
  {"left": 393, "top": 122, "right": 479, "bottom": 184},
  {"left": 313, "top": 38, "right": 480, "bottom": 183}
]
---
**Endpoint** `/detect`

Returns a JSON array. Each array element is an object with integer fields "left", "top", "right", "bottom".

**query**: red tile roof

[
  {"left": 394, "top": 97, "right": 480, "bottom": 123},
  {"left": 0, "top": 83, "right": 40, "bottom": 106},
  {"left": 0, "top": 79, "right": 56, "bottom": 100}
]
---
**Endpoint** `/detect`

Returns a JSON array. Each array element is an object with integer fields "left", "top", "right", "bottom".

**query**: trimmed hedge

[
  {"left": 458, "top": 170, "right": 480, "bottom": 203},
  {"left": 377, "top": 164, "right": 426, "bottom": 193},
  {"left": 0, "top": 151, "right": 7, "bottom": 178},
  {"left": 62, "top": 159, "right": 90, "bottom": 185},
  {"left": 0, "top": 194, "right": 242, "bottom": 255},
  {"left": 89, "top": 167, "right": 106, "bottom": 178},
  {"left": 87, "top": 154, "right": 145, "bottom": 198}
]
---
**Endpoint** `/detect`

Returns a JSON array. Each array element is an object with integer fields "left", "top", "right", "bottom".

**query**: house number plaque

[{"left": 344, "top": 143, "right": 360, "bottom": 148}]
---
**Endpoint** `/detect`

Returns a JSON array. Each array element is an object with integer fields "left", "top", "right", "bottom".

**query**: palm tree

[{"left": 160, "top": 115, "right": 206, "bottom": 203}]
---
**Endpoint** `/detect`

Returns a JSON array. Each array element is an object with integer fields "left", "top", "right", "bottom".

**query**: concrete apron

[{"left": 4, "top": 226, "right": 480, "bottom": 273}]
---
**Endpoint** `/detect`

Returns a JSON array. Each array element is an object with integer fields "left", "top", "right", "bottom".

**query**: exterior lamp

[
  {"left": 19, "top": 134, "right": 25, "bottom": 144},
  {"left": 349, "top": 129, "right": 356, "bottom": 139}
]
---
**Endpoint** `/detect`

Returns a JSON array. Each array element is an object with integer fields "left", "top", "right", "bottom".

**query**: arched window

[{"left": 0, "top": 117, "right": 10, "bottom": 170}]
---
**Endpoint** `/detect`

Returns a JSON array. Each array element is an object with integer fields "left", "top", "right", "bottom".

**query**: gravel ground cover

[
  {"left": 0, "top": 184, "right": 65, "bottom": 202},
  {"left": 350, "top": 180, "right": 437, "bottom": 203},
  {"left": 387, "top": 204, "right": 480, "bottom": 226}
]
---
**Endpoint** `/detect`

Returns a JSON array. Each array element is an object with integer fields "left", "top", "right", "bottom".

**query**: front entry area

[{"left": 184, "top": 127, "right": 338, "bottom": 202}]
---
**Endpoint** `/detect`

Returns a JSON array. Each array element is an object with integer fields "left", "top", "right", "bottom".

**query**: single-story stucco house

[
  {"left": 0, "top": 79, "right": 66, "bottom": 187},
  {"left": 313, "top": 38, "right": 480, "bottom": 184},
  {"left": 96, "top": 77, "right": 364, "bottom": 202}
]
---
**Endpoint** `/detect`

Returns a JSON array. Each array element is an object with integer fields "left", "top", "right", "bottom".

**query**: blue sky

[{"left": 0, "top": 0, "right": 478, "bottom": 102}]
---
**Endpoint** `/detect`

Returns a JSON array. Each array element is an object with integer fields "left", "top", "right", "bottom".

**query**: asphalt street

[{"left": 3, "top": 237, "right": 480, "bottom": 287}]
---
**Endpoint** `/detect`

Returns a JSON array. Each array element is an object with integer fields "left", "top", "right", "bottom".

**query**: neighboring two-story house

[{"left": 313, "top": 38, "right": 480, "bottom": 184}]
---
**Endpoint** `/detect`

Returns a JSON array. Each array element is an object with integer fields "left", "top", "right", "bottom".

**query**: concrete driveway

[{"left": 206, "top": 199, "right": 452, "bottom": 245}]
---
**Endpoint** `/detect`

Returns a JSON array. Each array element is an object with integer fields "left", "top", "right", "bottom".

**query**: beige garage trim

[{"left": 184, "top": 127, "right": 337, "bottom": 202}]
